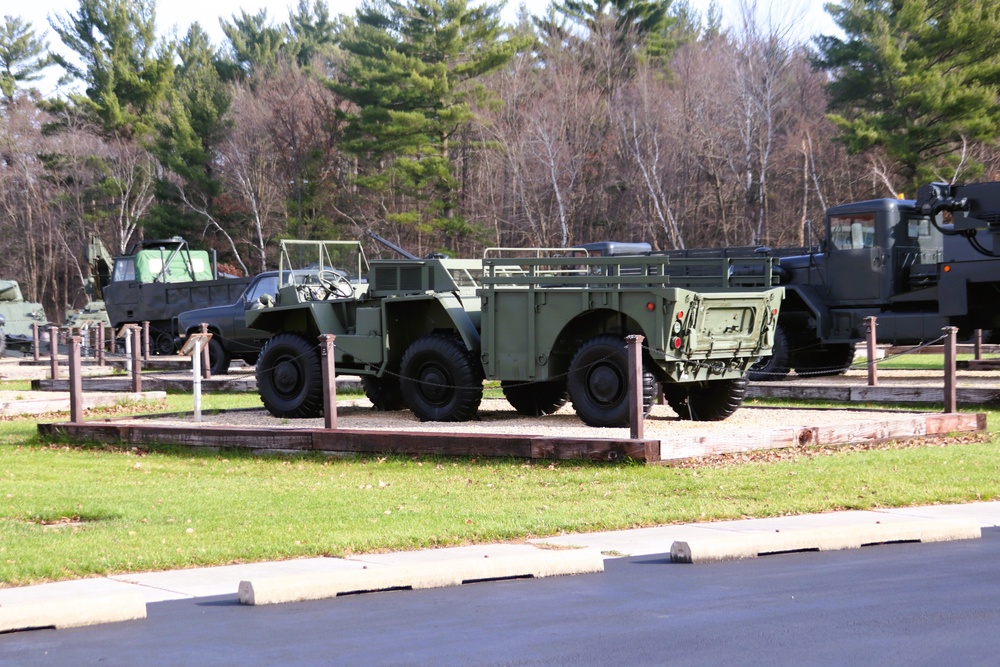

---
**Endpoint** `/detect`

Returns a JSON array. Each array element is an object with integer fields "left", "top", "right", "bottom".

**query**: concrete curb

[
  {"left": 239, "top": 549, "right": 605, "bottom": 606},
  {"left": 0, "top": 591, "right": 146, "bottom": 632},
  {"left": 670, "top": 518, "right": 982, "bottom": 563}
]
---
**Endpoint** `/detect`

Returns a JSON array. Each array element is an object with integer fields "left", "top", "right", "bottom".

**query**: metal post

[
  {"left": 142, "top": 321, "right": 151, "bottom": 362},
  {"left": 32, "top": 323, "right": 40, "bottom": 362},
  {"left": 626, "top": 334, "right": 645, "bottom": 440},
  {"left": 97, "top": 325, "right": 106, "bottom": 367},
  {"left": 192, "top": 337, "right": 203, "bottom": 423},
  {"left": 131, "top": 326, "right": 142, "bottom": 393},
  {"left": 864, "top": 316, "right": 878, "bottom": 387},
  {"left": 320, "top": 334, "right": 337, "bottom": 430},
  {"left": 944, "top": 326, "right": 958, "bottom": 414},
  {"left": 200, "top": 323, "right": 211, "bottom": 380},
  {"left": 69, "top": 336, "right": 83, "bottom": 424},
  {"left": 974, "top": 329, "right": 983, "bottom": 361},
  {"left": 49, "top": 325, "right": 59, "bottom": 380}
]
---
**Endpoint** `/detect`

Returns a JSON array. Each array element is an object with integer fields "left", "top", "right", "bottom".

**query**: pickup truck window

[{"left": 246, "top": 275, "right": 280, "bottom": 303}]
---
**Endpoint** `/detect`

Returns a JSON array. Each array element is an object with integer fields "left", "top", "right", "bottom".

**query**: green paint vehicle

[{"left": 246, "top": 239, "right": 783, "bottom": 427}]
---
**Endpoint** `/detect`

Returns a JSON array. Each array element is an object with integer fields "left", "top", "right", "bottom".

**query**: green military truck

[{"left": 246, "top": 240, "right": 783, "bottom": 427}]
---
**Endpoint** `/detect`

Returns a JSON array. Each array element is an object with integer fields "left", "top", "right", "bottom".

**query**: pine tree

[
  {"left": 49, "top": 0, "right": 173, "bottom": 138},
  {"left": 0, "top": 15, "right": 51, "bottom": 102},
  {"left": 814, "top": 0, "right": 1000, "bottom": 187},
  {"left": 334, "top": 0, "right": 524, "bottom": 248}
]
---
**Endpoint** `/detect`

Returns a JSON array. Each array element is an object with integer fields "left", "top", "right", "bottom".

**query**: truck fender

[
  {"left": 782, "top": 285, "right": 832, "bottom": 338},
  {"left": 435, "top": 293, "right": 481, "bottom": 351}
]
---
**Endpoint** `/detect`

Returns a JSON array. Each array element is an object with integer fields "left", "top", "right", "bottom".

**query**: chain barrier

[{"left": 746, "top": 333, "right": 949, "bottom": 379}]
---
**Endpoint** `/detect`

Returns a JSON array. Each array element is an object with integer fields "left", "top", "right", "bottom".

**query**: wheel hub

[
  {"left": 272, "top": 359, "right": 300, "bottom": 394},
  {"left": 588, "top": 364, "right": 623, "bottom": 406},
  {"left": 419, "top": 364, "right": 449, "bottom": 404}
]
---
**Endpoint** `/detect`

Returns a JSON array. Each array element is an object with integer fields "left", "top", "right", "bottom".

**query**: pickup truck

[{"left": 174, "top": 269, "right": 341, "bottom": 374}]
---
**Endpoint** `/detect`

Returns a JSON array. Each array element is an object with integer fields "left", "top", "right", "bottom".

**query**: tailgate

[{"left": 681, "top": 288, "right": 782, "bottom": 356}]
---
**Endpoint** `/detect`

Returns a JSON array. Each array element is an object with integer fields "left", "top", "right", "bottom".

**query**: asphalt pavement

[{"left": 2, "top": 501, "right": 998, "bottom": 633}]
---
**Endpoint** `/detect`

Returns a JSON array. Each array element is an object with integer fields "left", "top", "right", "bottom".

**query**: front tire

[
  {"left": 747, "top": 325, "right": 790, "bottom": 382},
  {"left": 568, "top": 334, "right": 655, "bottom": 428},
  {"left": 793, "top": 343, "right": 855, "bottom": 377},
  {"left": 399, "top": 334, "right": 483, "bottom": 422},
  {"left": 256, "top": 333, "right": 324, "bottom": 418},
  {"left": 208, "top": 336, "right": 231, "bottom": 375}
]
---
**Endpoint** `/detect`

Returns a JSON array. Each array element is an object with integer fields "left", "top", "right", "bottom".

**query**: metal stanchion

[
  {"left": 69, "top": 335, "right": 83, "bottom": 423},
  {"left": 865, "top": 316, "right": 878, "bottom": 387},
  {"left": 131, "top": 326, "right": 142, "bottom": 393},
  {"left": 49, "top": 325, "right": 59, "bottom": 380},
  {"left": 944, "top": 326, "right": 958, "bottom": 413},
  {"left": 627, "top": 334, "right": 645, "bottom": 440},
  {"left": 200, "top": 323, "right": 211, "bottom": 380}
]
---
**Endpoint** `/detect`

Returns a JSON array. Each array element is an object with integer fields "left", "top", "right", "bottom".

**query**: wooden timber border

[{"left": 37, "top": 411, "right": 985, "bottom": 464}]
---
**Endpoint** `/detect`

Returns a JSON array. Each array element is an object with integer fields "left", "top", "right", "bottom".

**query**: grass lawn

[{"left": 2, "top": 388, "right": 999, "bottom": 586}]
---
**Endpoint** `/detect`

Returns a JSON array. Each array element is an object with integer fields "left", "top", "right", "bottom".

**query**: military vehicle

[
  {"left": 685, "top": 180, "right": 1000, "bottom": 380},
  {"left": 0, "top": 280, "right": 49, "bottom": 355},
  {"left": 173, "top": 241, "right": 365, "bottom": 374},
  {"left": 89, "top": 236, "right": 253, "bottom": 354},
  {"left": 245, "top": 239, "right": 783, "bottom": 427}
]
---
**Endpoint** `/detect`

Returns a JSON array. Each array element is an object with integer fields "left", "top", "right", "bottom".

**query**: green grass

[
  {"left": 855, "top": 353, "right": 1000, "bottom": 371},
  {"left": 1, "top": 385, "right": 999, "bottom": 586}
]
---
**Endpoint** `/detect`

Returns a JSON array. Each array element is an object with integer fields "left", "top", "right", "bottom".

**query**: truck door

[{"left": 825, "top": 211, "right": 887, "bottom": 303}]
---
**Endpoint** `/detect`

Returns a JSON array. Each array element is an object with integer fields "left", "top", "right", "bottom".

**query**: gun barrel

[{"left": 365, "top": 231, "right": 420, "bottom": 260}]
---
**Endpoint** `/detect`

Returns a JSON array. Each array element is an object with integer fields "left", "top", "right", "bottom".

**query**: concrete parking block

[
  {"left": 670, "top": 518, "right": 981, "bottom": 563},
  {"left": 239, "top": 548, "right": 605, "bottom": 606},
  {"left": 0, "top": 580, "right": 146, "bottom": 632}
]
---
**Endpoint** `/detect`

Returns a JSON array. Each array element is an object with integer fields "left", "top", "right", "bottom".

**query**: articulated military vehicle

[
  {"left": 0, "top": 280, "right": 49, "bottom": 355},
  {"left": 705, "top": 180, "right": 1000, "bottom": 380},
  {"left": 89, "top": 236, "right": 253, "bottom": 354},
  {"left": 246, "top": 239, "right": 783, "bottom": 427},
  {"left": 173, "top": 241, "right": 365, "bottom": 374}
]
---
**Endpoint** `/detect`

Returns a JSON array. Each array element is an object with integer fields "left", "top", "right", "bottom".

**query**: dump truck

[
  {"left": 89, "top": 236, "right": 253, "bottom": 354},
  {"left": 715, "top": 180, "right": 1000, "bottom": 380},
  {"left": 245, "top": 239, "right": 783, "bottom": 427}
]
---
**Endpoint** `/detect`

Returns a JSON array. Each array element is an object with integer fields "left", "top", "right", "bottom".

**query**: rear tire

[
  {"left": 568, "top": 334, "right": 655, "bottom": 428},
  {"left": 256, "top": 333, "right": 324, "bottom": 418},
  {"left": 666, "top": 378, "right": 747, "bottom": 422},
  {"left": 502, "top": 379, "right": 569, "bottom": 416},
  {"left": 747, "top": 325, "right": 790, "bottom": 382},
  {"left": 362, "top": 371, "right": 406, "bottom": 411},
  {"left": 399, "top": 334, "right": 483, "bottom": 422}
]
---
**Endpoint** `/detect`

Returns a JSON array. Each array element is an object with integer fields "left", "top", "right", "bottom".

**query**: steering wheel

[{"left": 317, "top": 270, "right": 355, "bottom": 299}]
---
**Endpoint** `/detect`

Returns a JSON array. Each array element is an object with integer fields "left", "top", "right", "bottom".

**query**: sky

[{"left": 13, "top": 0, "right": 841, "bottom": 97}]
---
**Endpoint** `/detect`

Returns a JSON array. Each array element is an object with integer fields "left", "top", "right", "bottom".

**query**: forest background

[{"left": 3, "top": 0, "right": 1000, "bottom": 322}]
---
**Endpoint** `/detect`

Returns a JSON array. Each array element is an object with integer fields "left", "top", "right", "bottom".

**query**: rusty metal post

[
  {"left": 142, "top": 321, "right": 151, "bottom": 361},
  {"left": 97, "top": 325, "right": 106, "bottom": 367},
  {"left": 32, "top": 323, "right": 40, "bottom": 361},
  {"left": 864, "top": 316, "right": 878, "bottom": 387},
  {"left": 200, "top": 323, "right": 211, "bottom": 380},
  {"left": 49, "top": 325, "right": 60, "bottom": 380},
  {"left": 69, "top": 335, "right": 83, "bottom": 424},
  {"left": 974, "top": 329, "right": 983, "bottom": 361},
  {"left": 944, "top": 326, "right": 958, "bottom": 414},
  {"left": 320, "top": 334, "right": 337, "bottom": 430},
  {"left": 626, "top": 334, "right": 645, "bottom": 440},
  {"left": 131, "top": 326, "right": 142, "bottom": 393}
]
